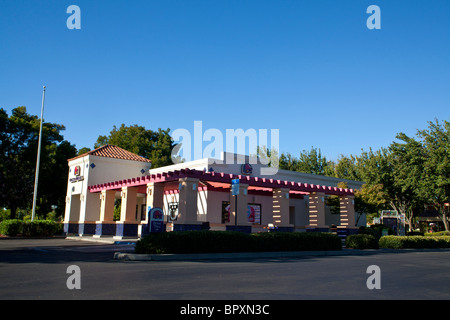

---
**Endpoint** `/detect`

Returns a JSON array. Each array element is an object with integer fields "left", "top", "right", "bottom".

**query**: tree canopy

[
  {"left": 1, "top": 104, "right": 449, "bottom": 231},
  {"left": 0, "top": 107, "right": 77, "bottom": 219},
  {"left": 94, "top": 124, "right": 174, "bottom": 168},
  {"left": 278, "top": 119, "right": 450, "bottom": 231}
]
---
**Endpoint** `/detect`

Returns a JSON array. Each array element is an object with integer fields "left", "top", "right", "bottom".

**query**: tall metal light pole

[{"left": 31, "top": 86, "right": 46, "bottom": 221}]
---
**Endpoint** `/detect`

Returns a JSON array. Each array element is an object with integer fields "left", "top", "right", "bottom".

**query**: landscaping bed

[{"left": 135, "top": 230, "right": 342, "bottom": 254}]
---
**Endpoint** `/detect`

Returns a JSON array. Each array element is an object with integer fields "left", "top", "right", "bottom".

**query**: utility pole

[{"left": 31, "top": 86, "right": 46, "bottom": 221}]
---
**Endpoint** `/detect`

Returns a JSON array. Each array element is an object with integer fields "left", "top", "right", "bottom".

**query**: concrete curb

[
  {"left": 113, "top": 248, "right": 450, "bottom": 261},
  {"left": 113, "top": 249, "right": 381, "bottom": 261}
]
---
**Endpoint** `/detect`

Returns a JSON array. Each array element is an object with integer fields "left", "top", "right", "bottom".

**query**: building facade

[{"left": 64, "top": 145, "right": 365, "bottom": 239}]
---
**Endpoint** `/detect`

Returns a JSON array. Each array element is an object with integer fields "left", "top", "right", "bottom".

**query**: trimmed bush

[
  {"left": 379, "top": 235, "right": 450, "bottom": 249},
  {"left": 346, "top": 234, "right": 379, "bottom": 249},
  {"left": 253, "top": 232, "right": 342, "bottom": 252},
  {"left": 423, "top": 231, "right": 450, "bottom": 237},
  {"left": 22, "top": 220, "right": 63, "bottom": 237},
  {"left": 0, "top": 219, "right": 23, "bottom": 236},
  {"left": 135, "top": 230, "right": 342, "bottom": 254},
  {"left": 0, "top": 219, "right": 62, "bottom": 237}
]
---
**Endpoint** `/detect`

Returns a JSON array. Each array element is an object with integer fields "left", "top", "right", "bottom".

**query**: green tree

[
  {"left": 279, "top": 152, "right": 300, "bottom": 172},
  {"left": 0, "top": 107, "right": 77, "bottom": 219},
  {"left": 77, "top": 147, "right": 91, "bottom": 156},
  {"left": 354, "top": 183, "right": 387, "bottom": 224},
  {"left": 333, "top": 155, "right": 361, "bottom": 181},
  {"left": 417, "top": 119, "right": 450, "bottom": 231},
  {"left": 280, "top": 147, "right": 334, "bottom": 176},
  {"left": 388, "top": 132, "right": 426, "bottom": 231},
  {"left": 94, "top": 124, "right": 174, "bottom": 168}
]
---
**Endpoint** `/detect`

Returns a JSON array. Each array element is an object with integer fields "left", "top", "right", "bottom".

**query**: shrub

[
  {"left": 0, "top": 219, "right": 62, "bottom": 237},
  {"left": 22, "top": 220, "right": 62, "bottom": 237},
  {"left": 0, "top": 219, "right": 23, "bottom": 236},
  {"left": 346, "top": 234, "right": 379, "bottom": 249},
  {"left": 135, "top": 231, "right": 342, "bottom": 254},
  {"left": 253, "top": 232, "right": 342, "bottom": 252},
  {"left": 379, "top": 235, "right": 450, "bottom": 249},
  {"left": 423, "top": 231, "right": 450, "bottom": 237}
]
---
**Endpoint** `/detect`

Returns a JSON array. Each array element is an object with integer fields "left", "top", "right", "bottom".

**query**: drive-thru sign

[{"left": 148, "top": 207, "right": 164, "bottom": 233}]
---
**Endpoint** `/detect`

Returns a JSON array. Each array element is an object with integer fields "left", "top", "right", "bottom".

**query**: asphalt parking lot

[{"left": 1, "top": 237, "right": 450, "bottom": 303}]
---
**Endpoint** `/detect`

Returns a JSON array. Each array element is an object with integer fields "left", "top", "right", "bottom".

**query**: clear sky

[{"left": 1, "top": 0, "right": 449, "bottom": 162}]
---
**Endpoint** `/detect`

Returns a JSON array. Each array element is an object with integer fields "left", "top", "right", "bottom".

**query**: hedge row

[
  {"left": 423, "top": 231, "right": 450, "bottom": 237},
  {"left": 379, "top": 235, "right": 450, "bottom": 249},
  {"left": 135, "top": 231, "right": 342, "bottom": 254},
  {"left": 346, "top": 234, "right": 379, "bottom": 249},
  {"left": 0, "top": 219, "right": 63, "bottom": 237}
]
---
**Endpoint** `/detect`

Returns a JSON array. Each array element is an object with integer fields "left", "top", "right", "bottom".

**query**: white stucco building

[{"left": 64, "top": 145, "right": 364, "bottom": 238}]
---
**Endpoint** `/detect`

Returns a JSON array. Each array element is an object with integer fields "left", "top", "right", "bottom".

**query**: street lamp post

[{"left": 31, "top": 86, "right": 46, "bottom": 221}]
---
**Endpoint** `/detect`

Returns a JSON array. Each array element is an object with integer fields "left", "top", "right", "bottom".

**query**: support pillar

[
  {"left": 94, "top": 189, "right": 117, "bottom": 237},
  {"left": 175, "top": 177, "right": 201, "bottom": 230},
  {"left": 272, "top": 188, "right": 293, "bottom": 231},
  {"left": 339, "top": 195, "right": 356, "bottom": 228},
  {"left": 120, "top": 186, "right": 138, "bottom": 222},
  {"left": 115, "top": 186, "right": 139, "bottom": 239},
  {"left": 63, "top": 194, "right": 81, "bottom": 234},
  {"left": 146, "top": 182, "right": 165, "bottom": 221},
  {"left": 308, "top": 192, "right": 328, "bottom": 230},
  {"left": 99, "top": 190, "right": 116, "bottom": 222}
]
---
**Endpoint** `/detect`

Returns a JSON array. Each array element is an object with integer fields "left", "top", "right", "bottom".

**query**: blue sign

[
  {"left": 231, "top": 179, "right": 240, "bottom": 196},
  {"left": 149, "top": 207, "right": 164, "bottom": 233}
]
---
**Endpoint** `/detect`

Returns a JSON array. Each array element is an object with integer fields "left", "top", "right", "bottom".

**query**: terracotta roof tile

[{"left": 68, "top": 145, "right": 152, "bottom": 163}]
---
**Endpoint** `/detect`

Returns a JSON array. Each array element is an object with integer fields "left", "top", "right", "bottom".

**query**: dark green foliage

[
  {"left": 0, "top": 219, "right": 63, "bottom": 237},
  {"left": 0, "top": 219, "right": 23, "bottom": 236},
  {"left": 423, "top": 231, "right": 450, "bottom": 237},
  {"left": 0, "top": 107, "right": 77, "bottom": 219},
  {"left": 94, "top": 124, "right": 174, "bottom": 168},
  {"left": 379, "top": 235, "right": 450, "bottom": 249},
  {"left": 346, "top": 234, "right": 379, "bottom": 249},
  {"left": 22, "top": 220, "right": 63, "bottom": 237},
  {"left": 135, "top": 231, "right": 342, "bottom": 254}
]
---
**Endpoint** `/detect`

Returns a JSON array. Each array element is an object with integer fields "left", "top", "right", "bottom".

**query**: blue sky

[{"left": 1, "top": 0, "right": 449, "bottom": 162}]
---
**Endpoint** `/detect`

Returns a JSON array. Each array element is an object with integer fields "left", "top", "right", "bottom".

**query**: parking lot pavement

[{"left": 1, "top": 237, "right": 450, "bottom": 301}]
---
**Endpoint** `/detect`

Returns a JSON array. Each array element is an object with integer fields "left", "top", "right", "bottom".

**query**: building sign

[
  {"left": 381, "top": 210, "right": 398, "bottom": 217},
  {"left": 70, "top": 165, "right": 84, "bottom": 183},
  {"left": 241, "top": 163, "right": 253, "bottom": 175},
  {"left": 149, "top": 207, "right": 164, "bottom": 233}
]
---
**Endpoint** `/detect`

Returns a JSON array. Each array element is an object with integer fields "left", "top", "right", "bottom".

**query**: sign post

[{"left": 231, "top": 179, "right": 240, "bottom": 227}]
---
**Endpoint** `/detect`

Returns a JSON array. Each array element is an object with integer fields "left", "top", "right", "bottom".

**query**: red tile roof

[{"left": 68, "top": 145, "right": 152, "bottom": 163}]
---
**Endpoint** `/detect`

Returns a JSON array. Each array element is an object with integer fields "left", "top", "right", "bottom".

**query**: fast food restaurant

[{"left": 63, "top": 145, "right": 364, "bottom": 239}]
